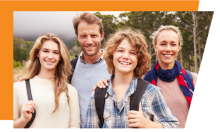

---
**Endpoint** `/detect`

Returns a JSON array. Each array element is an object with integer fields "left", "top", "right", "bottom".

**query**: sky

[{"left": 13, "top": 11, "right": 127, "bottom": 42}]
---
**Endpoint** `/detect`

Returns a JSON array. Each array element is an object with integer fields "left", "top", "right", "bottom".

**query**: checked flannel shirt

[
  {"left": 79, "top": 49, "right": 104, "bottom": 65},
  {"left": 84, "top": 76, "right": 180, "bottom": 128}
]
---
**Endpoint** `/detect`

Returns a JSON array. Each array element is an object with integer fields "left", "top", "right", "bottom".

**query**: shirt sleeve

[
  {"left": 83, "top": 91, "right": 100, "bottom": 128},
  {"left": 68, "top": 85, "right": 81, "bottom": 128},
  {"left": 150, "top": 89, "right": 180, "bottom": 128}
]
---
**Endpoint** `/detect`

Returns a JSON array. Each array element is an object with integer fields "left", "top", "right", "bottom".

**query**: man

[{"left": 71, "top": 12, "right": 110, "bottom": 127}]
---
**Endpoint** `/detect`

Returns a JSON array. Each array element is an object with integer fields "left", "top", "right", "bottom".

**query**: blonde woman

[
  {"left": 84, "top": 29, "right": 179, "bottom": 128},
  {"left": 13, "top": 33, "right": 80, "bottom": 128},
  {"left": 143, "top": 25, "right": 197, "bottom": 128}
]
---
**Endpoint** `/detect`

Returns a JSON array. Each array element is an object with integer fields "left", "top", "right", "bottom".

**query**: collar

[
  {"left": 79, "top": 49, "right": 104, "bottom": 65},
  {"left": 106, "top": 75, "right": 138, "bottom": 101}
]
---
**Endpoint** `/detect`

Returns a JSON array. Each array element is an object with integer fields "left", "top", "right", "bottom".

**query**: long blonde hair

[{"left": 21, "top": 33, "right": 72, "bottom": 112}]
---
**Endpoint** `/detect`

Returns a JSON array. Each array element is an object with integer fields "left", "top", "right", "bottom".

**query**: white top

[{"left": 13, "top": 75, "right": 80, "bottom": 128}]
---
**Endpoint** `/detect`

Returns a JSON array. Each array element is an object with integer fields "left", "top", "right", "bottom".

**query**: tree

[
  {"left": 118, "top": 11, "right": 165, "bottom": 70},
  {"left": 13, "top": 36, "right": 32, "bottom": 63},
  {"left": 94, "top": 12, "right": 118, "bottom": 48},
  {"left": 197, "top": 12, "right": 213, "bottom": 66},
  {"left": 176, "top": 11, "right": 213, "bottom": 72}
]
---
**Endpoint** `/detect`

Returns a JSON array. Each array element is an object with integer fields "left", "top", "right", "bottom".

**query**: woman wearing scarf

[{"left": 144, "top": 25, "right": 198, "bottom": 128}]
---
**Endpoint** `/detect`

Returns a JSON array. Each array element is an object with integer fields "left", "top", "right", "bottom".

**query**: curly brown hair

[{"left": 103, "top": 29, "right": 150, "bottom": 78}]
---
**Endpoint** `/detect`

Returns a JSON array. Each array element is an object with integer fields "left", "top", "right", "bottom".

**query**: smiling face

[
  {"left": 113, "top": 39, "right": 138, "bottom": 76},
  {"left": 76, "top": 21, "right": 104, "bottom": 57},
  {"left": 154, "top": 30, "right": 180, "bottom": 70},
  {"left": 37, "top": 40, "right": 61, "bottom": 73}
]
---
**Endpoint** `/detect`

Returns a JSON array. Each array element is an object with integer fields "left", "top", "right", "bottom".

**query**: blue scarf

[{"left": 144, "top": 60, "right": 194, "bottom": 107}]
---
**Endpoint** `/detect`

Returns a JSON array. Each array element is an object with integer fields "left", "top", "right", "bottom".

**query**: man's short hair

[{"left": 72, "top": 12, "right": 104, "bottom": 35}]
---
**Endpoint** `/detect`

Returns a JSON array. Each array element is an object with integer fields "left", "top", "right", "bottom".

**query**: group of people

[{"left": 13, "top": 12, "right": 197, "bottom": 128}]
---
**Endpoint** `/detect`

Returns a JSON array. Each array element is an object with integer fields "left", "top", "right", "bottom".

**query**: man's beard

[{"left": 81, "top": 42, "right": 101, "bottom": 57}]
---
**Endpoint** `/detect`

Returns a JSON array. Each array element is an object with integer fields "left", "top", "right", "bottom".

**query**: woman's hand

[
  {"left": 127, "top": 104, "right": 163, "bottom": 128},
  {"left": 13, "top": 100, "right": 36, "bottom": 128},
  {"left": 93, "top": 79, "right": 109, "bottom": 90},
  {"left": 21, "top": 100, "right": 35, "bottom": 122}
]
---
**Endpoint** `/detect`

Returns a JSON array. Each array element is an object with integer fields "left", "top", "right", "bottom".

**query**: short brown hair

[
  {"left": 104, "top": 28, "right": 150, "bottom": 78},
  {"left": 72, "top": 12, "right": 104, "bottom": 35}
]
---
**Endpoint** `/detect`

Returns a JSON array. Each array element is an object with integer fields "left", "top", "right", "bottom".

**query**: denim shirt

[{"left": 84, "top": 76, "right": 180, "bottom": 128}]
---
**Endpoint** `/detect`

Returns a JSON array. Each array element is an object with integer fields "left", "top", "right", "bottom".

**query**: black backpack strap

[
  {"left": 24, "top": 79, "right": 36, "bottom": 128},
  {"left": 94, "top": 78, "right": 149, "bottom": 128},
  {"left": 95, "top": 87, "right": 108, "bottom": 128},
  {"left": 130, "top": 78, "right": 149, "bottom": 111},
  {"left": 66, "top": 87, "right": 69, "bottom": 102},
  {"left": 130, "top": 78, "right": 149, "bottom": 128},
  {"left": 68, "top": 56, "right": 78, "bottom": 83}
]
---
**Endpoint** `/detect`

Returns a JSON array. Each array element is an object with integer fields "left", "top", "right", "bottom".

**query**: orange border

[{"left": 0, "top": 0, "right": 199, "bottom": 120}]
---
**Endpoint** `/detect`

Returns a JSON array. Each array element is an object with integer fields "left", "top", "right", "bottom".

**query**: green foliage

[
  {"left": 13, "top": 60, "right": 21, "bottom": 68},
  {"left": 94, "top": 12, "right": 119, "bottom": 48},
  {"left": 68, "top": 39, "right": 82, "bottom": 57},
  {"left": 13, "top": 36, "right": 30, "bottom": 64}
]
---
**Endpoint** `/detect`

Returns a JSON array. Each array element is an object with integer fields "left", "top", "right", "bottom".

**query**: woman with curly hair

[
  {"left": 13, "top": 33, "right": 80, "bottom": 128},
  {"left": 84, "top": 29, "right": 179, "bottom": 128}
]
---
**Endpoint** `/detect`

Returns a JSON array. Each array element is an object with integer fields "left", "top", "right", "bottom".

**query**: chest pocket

[
  {"left": 141, "top": 96, "right": 156, "bottom": 121},
  {"left": 102, "top": 110, "right": 111, "bottom": 128},
  {"left": 103, "top": 110, "right": 111, "bottom": 119}
]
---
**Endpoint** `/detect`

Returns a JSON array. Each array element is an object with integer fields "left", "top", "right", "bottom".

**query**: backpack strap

[
  {"left": 95, "top": 87, "right": 108, "bottom": 128},
  {"left": 94, "top": 78, "right": 149, "bottom": 128},
  {"left": 66, "top": 87, "right": 69, "bottom": 102},
  {"left": 185, "top": 70, "right": 193, "bottom": 81},
  {"left": 130, "top": 78, "right": 149, "bottom": 111},
  {"left": 24, "top": 79, "right": 36, "bottom": 128},
  {"left": 68, "top": 56, "right": 78, "bottom": 83},
  {"left": 130, "top": 78, "right": 149, "bottom": 128}
]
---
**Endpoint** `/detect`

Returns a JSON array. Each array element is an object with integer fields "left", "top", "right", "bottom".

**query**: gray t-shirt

[{"left": 71, "top": 57, "right": 110, "bottom": 127}]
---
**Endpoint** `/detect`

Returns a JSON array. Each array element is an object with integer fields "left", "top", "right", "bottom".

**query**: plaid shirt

[
  {"left": 79, "top": 49, "right": 104, "bottom": 65},
  {"left": 84, "top": 76, "right": 180, "bottom": 128}
]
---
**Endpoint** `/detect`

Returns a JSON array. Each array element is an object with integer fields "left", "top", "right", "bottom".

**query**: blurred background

[{"left": 13, "top": 11, "right": 213, "bottom": 79}]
